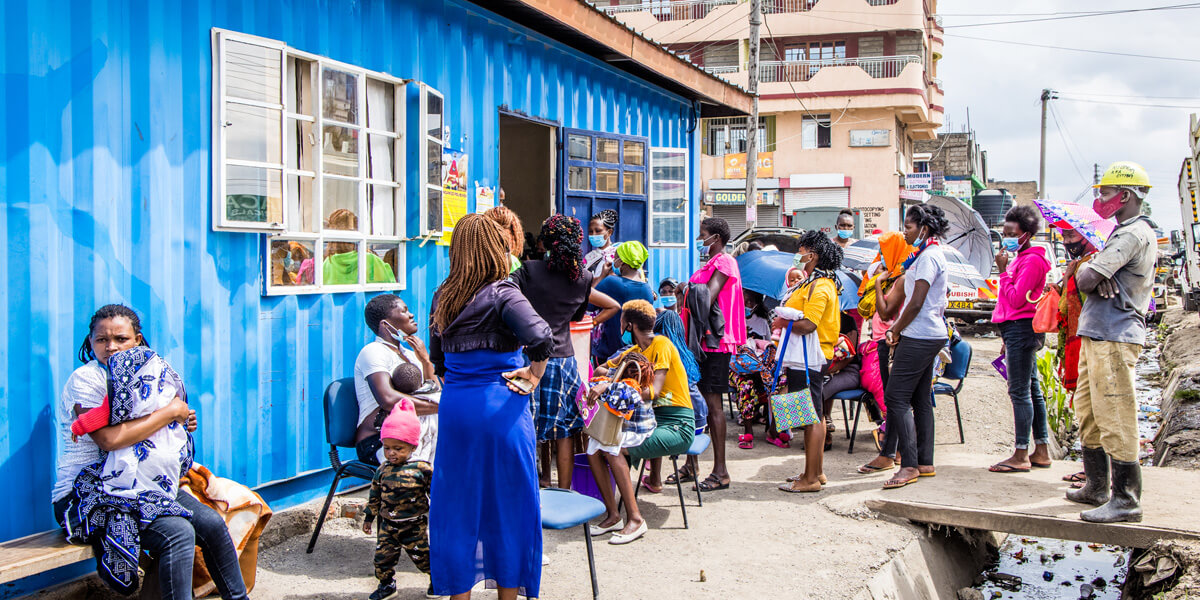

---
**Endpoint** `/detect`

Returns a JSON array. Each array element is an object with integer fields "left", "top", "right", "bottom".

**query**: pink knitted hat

[{"left": 380, "top": 399, "right": 421, "bottom": 447}]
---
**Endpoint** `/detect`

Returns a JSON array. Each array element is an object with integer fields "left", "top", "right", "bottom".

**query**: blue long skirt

[{"left": 430, "top": 349, "right": 541, "bottom": 597}]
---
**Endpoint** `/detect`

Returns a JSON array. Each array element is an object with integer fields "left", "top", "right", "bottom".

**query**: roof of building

[{"left": 467, "top": 0, "right": 753, "bottom": 117}]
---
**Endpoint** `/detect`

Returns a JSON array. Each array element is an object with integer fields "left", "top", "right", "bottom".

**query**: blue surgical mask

[
  {"left": 621, "top": 329, "right": 633, "bottom": 345},
  {"left": 1001, "top": 237, "right": 1020, "bottom": 252},
  {"left": 697, "top": 234, "right": 716, "bottom": 257},
  {"left": 661, "top": 296, "right": 677, "bottom": 307},
  {"left": 837, "top": 229, "right": 852, "bottom": 240},
  {"left": 588, "top": 234, "right": 606, "bottom": 248},
  {"left": 745, "top": 306, "right": 755, "bottom": 318}
]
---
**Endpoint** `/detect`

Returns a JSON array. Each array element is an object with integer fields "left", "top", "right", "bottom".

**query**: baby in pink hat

[{"left": 362, "top": 399, "right": 436, "bottom": 599}]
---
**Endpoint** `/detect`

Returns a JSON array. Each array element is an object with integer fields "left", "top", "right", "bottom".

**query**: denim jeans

[
  {"left": 55, "top": 491, "right": 248, "bottom": 600},
  {"left": 884, "top": 336, "right": 945, "bottom": 468},
  {"left": 999, "top": 318, "right": 1050, "bottom": 450}
]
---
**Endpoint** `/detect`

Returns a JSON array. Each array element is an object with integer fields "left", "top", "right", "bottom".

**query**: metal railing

[
  {"left": 762, "top": 0, "right": 818, "bottom": 14},
  {"left": 758, "top": 55, "right": 922, "bottom": 83},
  {"left": 599, "top": 0, "right": 737, "bottom": 21},
  {"left": 702, "top": 65, "right": 740, "bottom": 74}
]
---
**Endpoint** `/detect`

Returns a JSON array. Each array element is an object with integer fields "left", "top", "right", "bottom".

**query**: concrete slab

[{"left": 860, "top": 451, "right": 1200, "bottom": 548}]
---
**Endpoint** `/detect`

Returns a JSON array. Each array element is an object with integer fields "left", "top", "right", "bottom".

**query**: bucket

[
  {"left": 569, "top": 316, "right": 593, "bottom": 381},
  {"left": 570, "top": 453, "right": 614, "bottom": 502}
]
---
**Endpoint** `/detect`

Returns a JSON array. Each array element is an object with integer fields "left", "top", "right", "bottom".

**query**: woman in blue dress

[{"left": 428, "top": 213, "right": 554, "bottom": 599}]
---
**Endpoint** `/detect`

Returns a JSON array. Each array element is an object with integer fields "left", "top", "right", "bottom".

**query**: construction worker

[{"left": 1067, "top": 161, "right": 1157, "bottom": 523}]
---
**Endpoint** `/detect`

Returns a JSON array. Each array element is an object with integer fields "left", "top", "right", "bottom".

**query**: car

[
  {"left": 944, "top": 239, "right": 1064, "bottom": 324},
  {"left": 730, "top": 226, "right": 806, "bottom": 255}
]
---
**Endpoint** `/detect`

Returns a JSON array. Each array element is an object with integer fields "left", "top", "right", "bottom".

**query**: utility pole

[
  {"left": 1038, "top": 88, "right": 1057, "bottom": 199},
  {"left": 745, "top": 0, "right": 761, "bottom": 227}
]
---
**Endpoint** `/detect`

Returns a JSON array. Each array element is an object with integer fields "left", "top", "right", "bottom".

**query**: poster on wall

[
  {"left": 475, "top": 182, "right": 495, "bottom": 214},
  {"left": 437, "top": 149, "right": 469, "bottom": 246},
  {"left": 722, "top": 152, "right": 774, "bottom": 179}
]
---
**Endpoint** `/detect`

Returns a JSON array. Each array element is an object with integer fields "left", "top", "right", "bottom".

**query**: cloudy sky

[{"left": 938, "top": 1, "right": 1200, "bottom": 230}]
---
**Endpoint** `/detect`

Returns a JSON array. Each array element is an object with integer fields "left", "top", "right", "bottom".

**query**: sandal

[
  {"left": 988, "top": 463, "right": 1031, "bottom": 473},
  {"left": 825, "top": 418, "right": 835, "bottom": 434},
  {"left": 665, "top": 468, "right": 695, "bottom": 485},
  {"left": 1063, "top": 471, "right": 1086, "bottom": 483},
  {"left": 737, "top": 434, "right": 754, "bottom": 450},
  {"left": 766, "top": 434, "right": 790, "bottom": 449},
  {"left": 639, "top": 475, "right": 662, "bottom": 494},
  {"left": 786, "top": 473, "right": 827, "bottom": 484},
  {"left": 695, "top": 474, "right": 730, "bottom": 492},
  {"left": 883, "top": 474, "right": 919, "bottom": 489},
  {"left": 857, "top": 462, "right": 892, "bottom": 474}
]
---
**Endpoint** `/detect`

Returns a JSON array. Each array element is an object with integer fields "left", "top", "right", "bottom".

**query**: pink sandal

[
  {"left": 766, "top": 431, "right": 791, "bottom": 449},
  {"left": 737, "top": 434, "right": 754, "bottom": 449}
]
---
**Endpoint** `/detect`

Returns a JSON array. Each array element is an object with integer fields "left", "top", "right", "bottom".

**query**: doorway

[{"left": 499, "top": 112, "right": 557, "bottom": 252}]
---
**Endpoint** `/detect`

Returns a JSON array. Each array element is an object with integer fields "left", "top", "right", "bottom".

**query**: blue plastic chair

[
  {"left": 831, "top": 389, "right": 875, "bottom": 454},
  {"left": 932, "top": 340, "right": 972, "bottom": 444},
  {"left": 634, "top": 432, "right": 711, "bottom": 529},
  {"left": 307, "top": 377, "right": 379, "bottom": 553},
  {"left": 540, "top": 488, "right": 606, "bottom": 600}
]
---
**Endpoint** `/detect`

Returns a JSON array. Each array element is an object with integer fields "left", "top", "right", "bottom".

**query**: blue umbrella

[
  {"left": 735, "top": 250, "right": 862, "bottom": 309},
  {"left": 835, "top": 269, "right": 861, "bottom": 311}
]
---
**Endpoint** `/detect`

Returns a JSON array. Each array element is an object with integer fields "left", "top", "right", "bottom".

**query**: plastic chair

[
  {"left": 306, "top": 377, "right": 378, "bottom": 553},
  {"left": 634, "top": 433, "right": 711, "bottom": 529},
  {"left": 932, "top": 340, "right": 972, "bottom": 444},
  {"left": 540, "top": 488, "right": 606, "bottom": 600},
  {"left": 831, "top": 389, "right": 875, "bottom": 454}
]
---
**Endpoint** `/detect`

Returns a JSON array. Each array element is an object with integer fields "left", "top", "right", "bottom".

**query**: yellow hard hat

[{"left": 1093, "top": 161, "right": 1152, "bottom": 189}]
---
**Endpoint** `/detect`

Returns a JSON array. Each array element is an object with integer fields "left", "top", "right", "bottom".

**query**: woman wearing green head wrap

[{"left": 591, "top": 241, "right": 654, "bottom": 364}]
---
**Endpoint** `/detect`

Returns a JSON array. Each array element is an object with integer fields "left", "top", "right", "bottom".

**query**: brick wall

[{"left": 988, "top": 180, "right": 1040, "bottom": 206}]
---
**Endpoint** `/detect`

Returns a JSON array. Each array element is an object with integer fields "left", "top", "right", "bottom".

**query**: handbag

[
  {"left": 582, "top": 360, "right": 643, "bottom": 447},
  {"left": 1032, "top": 286, "right": 1060, "bottom": 333},
  {"left": 730, "top": 345, "right": 763, "bottom": 375},
  {"left": 766, "top": 322, "right": 821, "bottom": 431}
]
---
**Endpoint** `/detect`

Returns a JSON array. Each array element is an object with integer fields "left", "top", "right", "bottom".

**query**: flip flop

[
  {"left": 639, "top": 475, "right": 662, "bottom": 494},
  {"left": 695, "top": 475, "right": 730, "bottom": 492},
  {"left": 1063, "top": 471, "right": 1087, "bottom": 483},
  {"left": 786, "top": 473, "right": 827, "bottom": 484},
  {"left": 882, "top": 475, "right": 919, "bottom": 489},
  {"left": 1031, "top": 461, "right": 1052, "bottom": 469},
  {"left": 988, "top": 463, "right": 1031, "bottom": 473},
  {"left": 918, "top": 470, "right": 936, "bottom": 477},
  {"left": 778, "top": 481, "right": 821, "bottom": 493},
  {"left": 857, "top": 463, "right": 893, "bottom": 474}
]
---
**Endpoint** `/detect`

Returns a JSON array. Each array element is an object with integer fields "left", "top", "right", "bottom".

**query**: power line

[
  {"left": 1048, "top": 103, "right": 1090, "bottom": 185},
  {"left": 1056, "top": 91, "right": 1200, "bottom": 101},
  {"left": 943, "top": 2, "right": 1200, "bottom": 28},
  {"left": 1056, "top": 96, "right": 1200, "bottom": 109},
  {"left": 944, "top": 33, "right": 1200, "bottom": 63}
]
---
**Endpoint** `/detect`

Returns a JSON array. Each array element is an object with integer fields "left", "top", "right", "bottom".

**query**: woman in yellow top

[
  {"left": 773, "top": 230, "right": 843, "bottom": 493},
  {"left": 587, "top": 299, "right": 694, "bottom": 545}
]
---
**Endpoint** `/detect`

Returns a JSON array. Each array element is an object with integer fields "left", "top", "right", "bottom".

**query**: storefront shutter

[
  {"left": 711, "top": 204, "right": 748, "bottom": 239},
  {"left": 783, "top": 187, "right": 850, "bottom": 213}
]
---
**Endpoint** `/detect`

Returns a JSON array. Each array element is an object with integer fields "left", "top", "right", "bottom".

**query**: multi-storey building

[{"left": 600, "top": 0, "right": 945, "bottom": 235}]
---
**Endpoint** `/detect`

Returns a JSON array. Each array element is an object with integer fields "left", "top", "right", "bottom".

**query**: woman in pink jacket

[{"left": 989, "top": 205, "right": 1053, "bottom": 473}]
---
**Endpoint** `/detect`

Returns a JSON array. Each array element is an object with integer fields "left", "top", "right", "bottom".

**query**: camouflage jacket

[{"left": 364, "top": 460, "right": 433, "bottom": 524}]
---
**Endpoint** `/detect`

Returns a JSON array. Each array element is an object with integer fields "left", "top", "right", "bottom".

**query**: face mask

[
  {"left": 697, "top": 234, "right": 716, "bottom": 257},
  {"left": 1092, "top": 189, "right": 1126, "bottom": 219},
  {"left": 745, "top": 306, "right": 755, "bottom": 318},
  {"left": 1064, "top": 240, "right": 1088, "bottom": 258},
  {"left": 621, "top": 329, "right": 633, "bottom": 346},
  {"left": 793, "top": 252, "right": 813, "bottom": 268},
  {"left": 837, "top": 229, "right": 853, "bottom": 240},
  {"left": 1001, "top": 237, "right": 1020, "bottom": 252},
  {"left": 661, "top": 296, "right": 677, "bottom": 307},
  {"left": 588, "top": 234, "right": 606, "bottom": 248}
]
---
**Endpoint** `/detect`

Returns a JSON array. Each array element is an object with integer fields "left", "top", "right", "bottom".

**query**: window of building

[
  {"left": 801, "top": 114, "right": 832, "bottom": 149},
  {"left": 704, "top": 117, "right": 771, "bottom": 156},
  {"left": 213, "top": 29, "right": 416, "bottom": 295},
  {"left": 649, "top": 149, "right": 688, "bottom": 246},
  {"left": 784, "top": 45, "right": 805, "bottom": 62}
]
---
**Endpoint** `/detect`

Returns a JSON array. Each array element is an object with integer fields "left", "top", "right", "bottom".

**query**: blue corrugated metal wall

[{"left": 0, "top": 0, "right": 700, "bottom": 550}]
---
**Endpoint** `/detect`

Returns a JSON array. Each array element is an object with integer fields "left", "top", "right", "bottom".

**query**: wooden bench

[{"left": 0, "top": 530, "right": 94, "bottom": 584}]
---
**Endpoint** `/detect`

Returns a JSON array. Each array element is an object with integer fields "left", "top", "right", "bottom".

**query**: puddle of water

[
  {"left": 975, "top": 537, "right": 1129, "bottom": 600},
  {"left": 1135, "top": 344, "right": 1164, "bottom": 463}
]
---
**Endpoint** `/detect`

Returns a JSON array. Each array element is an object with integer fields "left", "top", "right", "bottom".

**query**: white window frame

[
  {"left": 419, "top": 84, "right": 446, "bottom": 236},
  {"left": 648, "top": 148, "right": 689, "bottom": 248},
  {"left": 211, "top": 29, "right": 411, "bottom": 295}
]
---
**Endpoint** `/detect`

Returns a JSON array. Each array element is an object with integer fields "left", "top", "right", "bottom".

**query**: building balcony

[
  {"left": 599, "top": 0, "right": 737, "bottom": 22},
  {"left": 758, "top": 54, "right": 922, "bottom": 83}
]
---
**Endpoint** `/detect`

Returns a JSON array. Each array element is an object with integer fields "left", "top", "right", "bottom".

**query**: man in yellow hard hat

[{"left": 1067, "top": 161, "right": 1156, "bottom": 523}]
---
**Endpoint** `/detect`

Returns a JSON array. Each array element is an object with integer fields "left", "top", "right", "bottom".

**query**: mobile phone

[{"left": 504, "top": 374, "right": 535, "bottom": 394}]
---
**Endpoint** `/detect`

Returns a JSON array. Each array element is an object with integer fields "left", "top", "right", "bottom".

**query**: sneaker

[
  {"left": 370, "top": 580, "right": 397, "bottom": 600},
  {"left": 426, "top": 583, "right": 443, "bottom": 599}
]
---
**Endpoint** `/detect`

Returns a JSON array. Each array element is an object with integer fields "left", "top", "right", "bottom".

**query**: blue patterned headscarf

[{"left": 654, "top": 310, "right": 700, "bottom": 385}]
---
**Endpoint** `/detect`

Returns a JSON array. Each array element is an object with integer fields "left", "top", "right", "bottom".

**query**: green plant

[{"left": 1038, "top": 349, "right": 1073, "bottom": 439}]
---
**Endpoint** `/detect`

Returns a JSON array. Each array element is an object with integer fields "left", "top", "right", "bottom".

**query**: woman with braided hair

[
  {"left": 584, "top": 209, "right": 619, "bottom": 279},
  {"left": 427, "top": 213, "right": 554, "bottom": 599},
  {"left": 512, "top": 215, "right": 619, "bottom": 489},
  {"left": 484, "top": 206, "right": 525, "bottom": 273}
]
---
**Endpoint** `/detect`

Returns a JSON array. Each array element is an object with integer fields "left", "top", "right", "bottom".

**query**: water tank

[{"left": 974, "top": 189, "right": 1013, "bottom": 228}]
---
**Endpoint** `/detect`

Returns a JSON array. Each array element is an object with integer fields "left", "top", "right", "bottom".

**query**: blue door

[{"left": 560, "top": 129, "right": 649, "bottom": 250}]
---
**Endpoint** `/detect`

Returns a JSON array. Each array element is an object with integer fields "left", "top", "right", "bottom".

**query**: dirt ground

[{"left": 251, "top": 332, "right": 1022, "bottom": 599}]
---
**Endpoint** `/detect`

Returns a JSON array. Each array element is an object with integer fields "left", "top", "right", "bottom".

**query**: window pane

[
  {"left": 226, "top": 103, "right": 281, "bottom": 164},
  {"left": 652, "top": 215, "right": 686, "bottom": 245},
  {"left": 286, "top": 174, "right": 315, "bottom": 233},
  {"left": 322, "top": 240, "right": 361, "bottom": 285},
  {"left": 426, "top": 187, "right": 443, "bottom": 232},
  {"left": 652, "top": 152, "right": 686, "bottom": 181},
  {"left": 568, "top": 166, "right": 591, "bottom": 191},
  {"left": 426, "top": 92, "right": 443, "bottom": 140},
  {"left": 652, "top": 182, "right": 687, "bottom": 213},
  {"left": 597, "top": 139, "right": 620, "bottom": 164},
  {"left": 322, "top": 125, "right": 359, "bottom": 176},
  {"left": 224, "top": 40, "right": 281, "bottom": 104},
  {"left": 623, "top": 170, "right": 644, "bottom": 195},
  {"left": 366, "top": 79, "right": 395, "bottom": 131},
  {"left": 323, "top": 178, "right": 360, "bottom": 231},
  {"left": 369, "top": 185, "right": 397, "bottom": 236},
  {"left": 597, "top": 168, "right": 619, "bottom": 193},
  {"left": 367, "top": 134, "right": 394, "bottom": 181},
  {"left": 568, "top": 135, "right": 591, "bottom": 160},
  {"left": 225, "top": 166, "right": 282, "bottom": 224},
  {"left": 367, "top": 242, "right": 400, "bottom": 284},
  {"left": 286, "top": 118, "right": 314, "bottom": 171},
  {"left": 286, "top": 57, "right": 314, "bottom": 115},
  {"left": 623, "top": 141, "right": 645, "bottom": 166},
  {"left": 802, "top": 118, "right": 817, "bottom": 149},
  {"left": 427, "top": 142, "right": 442, "bottom": 186},
  {"left": 269, "top": 239, "right": 316, "bottom": 286},
  {"left": 322, "top": 68, "right": 359, "bottom": 124}
]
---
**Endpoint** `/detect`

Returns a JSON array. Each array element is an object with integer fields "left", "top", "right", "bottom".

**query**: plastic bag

[{"left": 1032, "top": 287, "right": 1060, "bottom": 333}]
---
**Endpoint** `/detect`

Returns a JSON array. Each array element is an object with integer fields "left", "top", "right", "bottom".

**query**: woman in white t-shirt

[
  {"left": 354, "top": 294, "right": 440, "bottom": 465},
  {"left": 859, "top": 205, "right": 951, "bottom": 490},
  {"left": 54, "top": 305, "right": 248, "bottom": 599}
]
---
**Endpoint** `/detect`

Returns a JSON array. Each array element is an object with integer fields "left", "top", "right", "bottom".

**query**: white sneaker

[
  {"left": 608, "top": 520, "right": 647, "bottom": 545},
  {"left": 588, "top": 520, "right": 624, "bottom": 536},
  {"left": 542, "top": 553, "right": 550, "bottom": 566}
]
